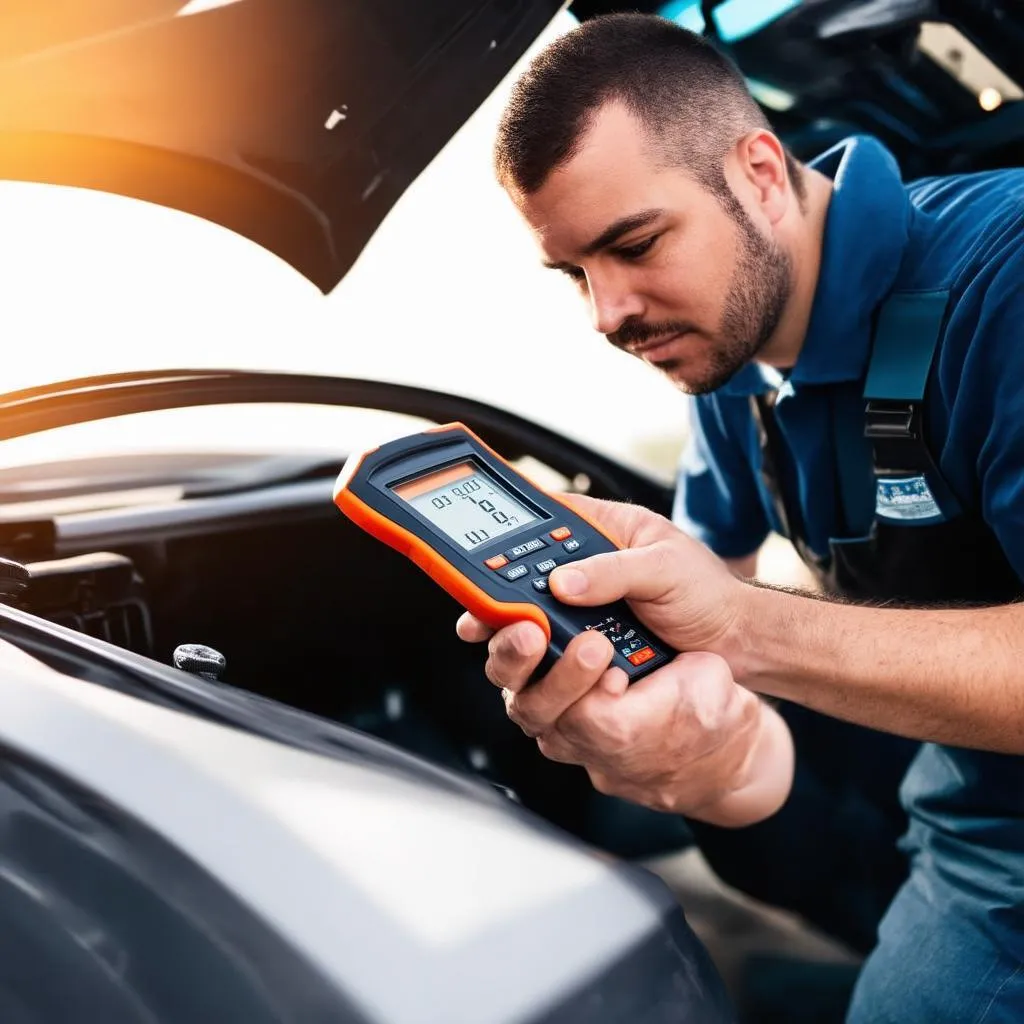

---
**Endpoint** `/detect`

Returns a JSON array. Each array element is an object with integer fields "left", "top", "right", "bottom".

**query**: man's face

[{"left": 514, "top": 104, "right": 793, "bottom": 394}]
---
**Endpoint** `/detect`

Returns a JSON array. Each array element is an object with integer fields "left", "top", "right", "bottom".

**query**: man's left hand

[{"left": 458, "top": 616, "right": 793, "bottom": 825}]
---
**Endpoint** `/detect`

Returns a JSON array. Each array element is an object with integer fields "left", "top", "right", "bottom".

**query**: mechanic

[{"left": 456, "top": 12, "right": 1024, "bottom": 1023}]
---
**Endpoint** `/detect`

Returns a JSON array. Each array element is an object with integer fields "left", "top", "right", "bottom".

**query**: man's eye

[
  {"left": 562, "top": 266, "right": 586, "bottom": 283},
  {"left": 616, "top": 237, "right": 657, "bottom": 261}
]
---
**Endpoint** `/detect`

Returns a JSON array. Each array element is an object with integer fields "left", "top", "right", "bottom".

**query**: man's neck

[{"left": 756, "top": 167, "right": 835, "bottom": 371}]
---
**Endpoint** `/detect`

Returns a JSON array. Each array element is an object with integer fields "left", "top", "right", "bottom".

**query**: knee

[{"left": 848, "top": 877, "right": 1023, "bottom": 1024}]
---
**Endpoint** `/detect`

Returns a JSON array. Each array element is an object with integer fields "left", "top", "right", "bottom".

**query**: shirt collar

[{"left": 717, "top": 135, "right": 912, "bottom": 396}]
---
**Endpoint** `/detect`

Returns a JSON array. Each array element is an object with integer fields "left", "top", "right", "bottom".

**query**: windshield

[{"left": 0, "top": 10, "right": 687, "bottom": 483}]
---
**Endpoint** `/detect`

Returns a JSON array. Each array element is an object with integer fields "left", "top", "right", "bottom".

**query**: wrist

[{"left": 718, "top": 579, "right": 772, "bottom": 685}]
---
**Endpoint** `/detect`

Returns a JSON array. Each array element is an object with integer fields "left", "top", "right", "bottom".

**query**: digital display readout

[{"left": 392, "top": 461, "right": 539, "bottom": 550}]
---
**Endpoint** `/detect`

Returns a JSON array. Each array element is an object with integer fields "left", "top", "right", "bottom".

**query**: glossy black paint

[
  {"left": 0, "top": 0, "right": 564, "bottom": 292},
  {"left": 0, "top": 743, "right": 361, "bottom": 1023},
  {"left": 0, "top": 369, "right": 674, "bottom": 515}
]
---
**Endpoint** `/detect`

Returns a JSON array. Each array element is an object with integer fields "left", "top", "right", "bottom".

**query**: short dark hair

[{"left": 494, "top": 12, "right": 804, "bottom": 207}]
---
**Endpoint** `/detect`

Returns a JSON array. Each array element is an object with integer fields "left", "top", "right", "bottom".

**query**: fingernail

[{"left": 553, "top": 567, "right": 588, "bottom": 596}]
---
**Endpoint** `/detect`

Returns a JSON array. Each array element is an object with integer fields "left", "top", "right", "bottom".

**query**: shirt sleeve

[
  {"left": 672, "top": 393, "right": 770, "bottom": 559},
  {"left": 964, "top": 249, "right": 1024, "bottom": 583}
]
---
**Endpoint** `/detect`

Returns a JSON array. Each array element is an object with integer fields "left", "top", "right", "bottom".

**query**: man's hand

[
  {"left": 540, "top": 494, "right": 747, "bottom": 655},
  {"left": 462, "top": 614, "right": 792, "bottom": 823},
  {"left": 456, "top": 494, "right": 794, "bottom": 825}
]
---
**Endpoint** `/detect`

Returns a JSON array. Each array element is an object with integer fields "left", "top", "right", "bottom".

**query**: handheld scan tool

[{"left": 334, "top": 423, "right": 673, "bottom": 682}]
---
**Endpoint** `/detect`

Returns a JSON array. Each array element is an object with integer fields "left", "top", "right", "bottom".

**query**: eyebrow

[{"left": 542, "top": 208, "right": 664, "bottom": 272}]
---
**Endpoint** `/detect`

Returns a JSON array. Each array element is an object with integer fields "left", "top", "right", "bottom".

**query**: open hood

[{"left": 0, "top": 0, "right": 564, "bottom": 293}]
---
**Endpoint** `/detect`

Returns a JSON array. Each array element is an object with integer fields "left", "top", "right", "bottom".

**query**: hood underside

[
  {"left": 0, "top": 0, "right": 564, "bottom": 293},
  {"left": 3, "top": 2, "right": 1021, "bottom": 294}
]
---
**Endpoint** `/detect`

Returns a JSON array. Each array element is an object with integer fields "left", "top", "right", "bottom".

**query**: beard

[{"left": 608, "top": 203, "right": 793, "bottom": 395}]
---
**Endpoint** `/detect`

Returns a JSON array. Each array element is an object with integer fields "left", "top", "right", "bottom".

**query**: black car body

[{"left": 0, "top": 1, "right": 1019, "bottom": 1020}]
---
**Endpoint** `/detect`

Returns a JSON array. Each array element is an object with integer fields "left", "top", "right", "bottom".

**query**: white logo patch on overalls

[{"left": 875, "top": 476, "right": 942, "bottom": 521}]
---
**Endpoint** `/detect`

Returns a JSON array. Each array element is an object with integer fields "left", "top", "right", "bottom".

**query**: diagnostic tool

[{"left": 334, "top": 422, "right": 673, "bottom": 682}]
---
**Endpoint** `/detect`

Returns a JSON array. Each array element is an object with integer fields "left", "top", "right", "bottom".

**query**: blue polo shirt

[{"left": 673, "top": 134, "right": 1024, "bottom": 580}]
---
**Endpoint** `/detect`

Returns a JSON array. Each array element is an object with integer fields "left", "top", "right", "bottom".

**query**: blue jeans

[
  {"left": 689, "top": 711, "right": 1024, "bottom": 1021},
  {"left": 848, "top": 744, "right": 1024, "bottom": 1023}
]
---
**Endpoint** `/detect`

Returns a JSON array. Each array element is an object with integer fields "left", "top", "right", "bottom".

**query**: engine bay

[{"left": 0, "top": 467, "right": 690, "bottom": 858}]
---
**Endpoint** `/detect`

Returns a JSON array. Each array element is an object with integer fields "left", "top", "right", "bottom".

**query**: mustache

[{"left": 608, "top": 319, "right": 695, "bottom": 352}]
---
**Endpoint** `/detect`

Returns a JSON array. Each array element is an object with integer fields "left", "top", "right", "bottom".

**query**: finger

[
  {"left": 548, "top": 541, "right": 677, "bottom": 606},
  {"left": 568, "top": 651, "right": 743, "bottom": 764},
  {"left": 456, "top": 612, "right": 493, "bottom": 643},
  {"left": 551, "top": 493, "right": 666, "bottom": 549},
  {"left": 554, "top": 677, "right": 634, "bottom": 753},
  {"left": 599, "top": 666, "right": 630, "bottom": 697},
  {"left": 553, "top": 656, "right": 715, "bottom": 755},
  {"left": 505, "top": 631, "right": 615, "bottom": 736},
  {"left": 614, "top": 651, "right": 731, "bottom": 723},
  {"left": 484, "top": 621, "right": 547, "bottom": 694}
]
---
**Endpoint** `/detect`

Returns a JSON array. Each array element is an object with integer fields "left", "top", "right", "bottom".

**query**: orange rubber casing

[{"left": 332, "top": 422, "right": 624, "bottom": 641}]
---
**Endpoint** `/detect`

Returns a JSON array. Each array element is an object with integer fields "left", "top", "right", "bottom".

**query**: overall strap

[
  {"left": 750, "top": 391, "right": 822, "bottom": 566},
  {"left": 852, "top": 289, "right": 963, "bottom": 521},
  {"left": 863, "top": 290, "right": 948, "bottom": 477}
]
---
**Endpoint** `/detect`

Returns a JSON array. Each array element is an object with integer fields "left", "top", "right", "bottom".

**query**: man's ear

[{"left": 733, "top": 130, "right": 790, "bottom": 226}]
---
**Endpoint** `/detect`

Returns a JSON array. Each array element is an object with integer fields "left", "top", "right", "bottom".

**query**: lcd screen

[{"left": 393, "top": 461, "right": 540, "bottom": 550}]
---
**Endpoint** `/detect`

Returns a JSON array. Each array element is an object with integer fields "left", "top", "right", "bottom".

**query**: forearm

[
  {"left": 729, "top": 585, "right": 1024, "bottom": 753},
  {"left": 688, "top": 699, "right": 795, "bottom": 828}
]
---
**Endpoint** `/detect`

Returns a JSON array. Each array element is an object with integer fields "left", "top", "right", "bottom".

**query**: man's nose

[{"left": 586, "top": 269, "right": 645, "bottom": 335}]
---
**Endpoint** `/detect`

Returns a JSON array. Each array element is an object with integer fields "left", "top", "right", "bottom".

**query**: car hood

[
  {"left": 0, "top": 0, "right": 564, "bottom": 293},
  {"left": 0, "top": 627, "right": 731, "bottom": 1022}
]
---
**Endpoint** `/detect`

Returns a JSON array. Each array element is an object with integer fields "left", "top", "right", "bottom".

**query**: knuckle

[
  {"left": 675, "top": 653, "right": 737, "bottom": 733},
  {"left": 513, "top": 693, "right": 551, "bottom": 738},
  {"left": 607, "top": 719, "right": 636, "bottom": 753},
  {"left": 693, "top": 699, "right": 730, "bottom": 737},
  {"left": 649, "top": 540, "right": 677, "bottom": 579},
  {"left": 505, "top": 695, "right": 544, "bottom": 740},
  {"left": 536, "top": 733, "right": 572, "bottom": 764},
  {"left": 486, "top": 633, "right": 509, "bottom": 665},
  {"left": 502, "top": 690, "right": 527, "bottom": 729},
  {"left": 592, "top": 702, "right": 636, "bottom": 751},
  {"left": 679, "top": 650, "right": 732, "bottom": 683},
  {"left": 557, "top": 701, "right": 595, "bottom": 745},
  {"left": 650, "top": 787, "right": 679, "bottom": 814},
  {"left": 535, "top": 733, "right": 555, "bottom": 759},
  {"left": 483, "top": 658, "right": 505, "bottom": 689},
  {"left": 640, "top": 540, "right": 682, "bottom": 594}
]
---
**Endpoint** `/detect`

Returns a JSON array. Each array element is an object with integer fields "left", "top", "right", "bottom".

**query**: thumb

[{"left": 549, "top": 543, "right": 676, "bottom": 607}]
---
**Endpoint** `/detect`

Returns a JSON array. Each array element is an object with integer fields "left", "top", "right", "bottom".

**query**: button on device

[
  {"left": 562, "top": 538, "right": 581, "bottom": 554},
  {"left": 506, "top": 537, "right": 547, "bottom": 561},
  {"left": 534, "top": 558, "right": 557, "bottom": 573},
  {"left": 550, "top": 526, "right": 572, "bottom": 541},
  {"left": 503, "top": 564, "right": 529, "bottom": 581},
  {"left": 485, "top": 554, "right": 509, "bottom": 570},
  {"left": 627, "top": 646, "right": 656, "bottom": 667},
  {"left": 532, "top": 576, "right": 550, "bottom": 592}
]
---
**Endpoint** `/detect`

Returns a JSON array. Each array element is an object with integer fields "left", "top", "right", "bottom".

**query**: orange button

[
  {"left": 485, "top": 554, "right": 509, "bottom": 570},
  {"left": 627, "top": 646, "right": 656, "bottom": 667},
  {"left": 550, "top": 527, "right": 572, "bottom": 541}
]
